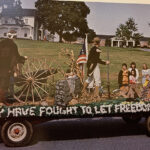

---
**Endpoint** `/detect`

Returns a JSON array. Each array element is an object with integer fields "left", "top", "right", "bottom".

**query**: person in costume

[
  {"left": 0, "top": 38, "right": 21, "bottom": 103},
  {"left": 118, "top": 63, "right": 129, "bottom": 98},
  {"left": 82, "top": 37, "right": 110, "bottom": 99},
  {"left": 127, "top": 69, "right": 141, "bottom": 98},
  {"left": 142, "top": 63, "right": 150, "bottom": 86},
  {"left": 9, "top": 55, "right": 27, "bottom": 97},
  {"left": 128, "top": 62, "right": 139, "bottom": 83},
  {"left": 142, "top": 74, "right": 150, "bottom": 100},
  {"left": 118, "top": 63, "right": 129, "bottom": 88},
  {"left": 129, "top": 69, "right": 136, "bottom": 84}
]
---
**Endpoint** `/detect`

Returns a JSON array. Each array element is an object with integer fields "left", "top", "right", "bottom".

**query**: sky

[{"left": 21, "top": 0, "right": 150, "bottom": 37}]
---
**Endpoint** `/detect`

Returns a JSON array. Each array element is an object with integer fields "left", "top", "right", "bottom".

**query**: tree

[
  {"left": 87, "top": 29, "right": 96, "bottom": 43},
  {"left": 0, "top": 0, "right": 15, "bottom": 8},
  {"left": 0, "top": 0, "right": 23, "bottom": 26},
  {"left": 116, "top": 18, "right": 142, "bottom": 46},
  {"left": 0, "top": 0, "right": 22, "bottom": 9},
  {"left": 35, "top": 0, "right": 91, "bottom": 42},
  {"left": 116, "top": 24, "right": 131, "bottom": 40},
  {"left": 62, "top": 32, "right": 77, "bottom": 43},
  {"left": 15, "top": 0, "right": 22, "bottom": 9}
]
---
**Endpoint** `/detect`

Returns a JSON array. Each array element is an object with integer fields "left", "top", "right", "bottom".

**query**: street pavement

[{"left": 0, "top": 117, "right": 150, "bottom": 150}]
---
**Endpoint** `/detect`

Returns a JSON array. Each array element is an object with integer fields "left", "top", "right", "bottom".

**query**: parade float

[{"left": 0, "top": 49, "right": 150, "bottom": 147}]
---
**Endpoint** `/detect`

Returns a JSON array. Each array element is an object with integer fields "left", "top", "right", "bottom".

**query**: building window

[
  {"left": 25, "top": 19, "right": 28, "bottom": 25},
  {"left": 4, "top": 33, "right": 7, "bottom": 36},
  {"left": 24, "top": 33, "right": 27, "bottom": 37}
]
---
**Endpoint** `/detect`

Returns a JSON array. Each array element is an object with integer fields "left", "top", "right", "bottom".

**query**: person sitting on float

[
  {"left": 142, "top": 63, "right": 150, "bottom": 87},
  {"left": 127, "top": 69, "right": 141, "bottom": 98},
  {"left": 118, "top": 63, "right": 129, "bottom": 98},
  {"left": 141, "top": 74, "right": 150, "bottom": 100},
  {"left": 128, "top": 62, "right": 139, "bottom": 83}
]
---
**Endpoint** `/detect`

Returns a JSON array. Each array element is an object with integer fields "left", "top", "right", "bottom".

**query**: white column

[
  {"left": 111, "top": 40, "right": 114, "bottom": 47},
  {"left": 118, "top": 41, "right": 120, "bottom": 47},
  {"left": 19, "top": 27, "right": 21, "bottom": 38},
  {"left": 126, "top": 41, "right": 128, "bottom": 47},
  {"left": 29, "top": 27, "right": 32, "bottom": 39},
  {"left": 40, "top": 29, "right": 44, "bottom": 40},
  {"left": 133, "top": 41, "right": 135, "bottom": 47}
]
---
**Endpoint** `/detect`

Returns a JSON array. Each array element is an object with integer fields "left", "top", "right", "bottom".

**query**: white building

[
  {"left": 111, "top": 37, "right": 136, "bottom": 48},
  {"left": 0, "top": 7, "right": 39, "bottom": 40}
]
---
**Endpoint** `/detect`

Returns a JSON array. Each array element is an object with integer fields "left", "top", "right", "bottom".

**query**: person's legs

[
  {"left": 93, "top": 65, "right": 101, "bottom": 98},
  {"left": 88, "top": 80, "right": 94, "bottom": 89},
  {"left": 0, "top": 78, "right": 5, "bottom": 103},
  {"left": 0, "top": 75, "right": 10, "bottom": 103},
  {"left": 94, "top": 65, "right": 101, "bottom": 87},
  {"left": 9, "top": 75, "right": 15, "bottom": 97},
  {"left": 134, "top": 84, "right": 142, "bottom": 98},
  {"left": 82, "top": 76, "right": 93, "bottom": 94},
  {"left": 127, "top": 85, "right": 135, "bottom": 98},
  {"left": 119, "top": 86, "right": 129, "bottom": 98}
]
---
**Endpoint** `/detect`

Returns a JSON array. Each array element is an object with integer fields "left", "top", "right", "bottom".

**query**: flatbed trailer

[{"left": 1, "top": 98, "right": 150, "bottom": 147}]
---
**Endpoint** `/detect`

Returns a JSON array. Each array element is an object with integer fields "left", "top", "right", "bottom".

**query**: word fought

[{"left": 0, "top": 102, "right": 150, "bottom": 118}]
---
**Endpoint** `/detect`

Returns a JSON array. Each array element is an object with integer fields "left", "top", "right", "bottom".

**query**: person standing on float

[{"left": 82, "top": 37, "right": 110, "bottom": 99}]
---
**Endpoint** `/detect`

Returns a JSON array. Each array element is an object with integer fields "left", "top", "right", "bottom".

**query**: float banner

[{"left": 0, "top": 100, "right": 150, "bottom": 118}]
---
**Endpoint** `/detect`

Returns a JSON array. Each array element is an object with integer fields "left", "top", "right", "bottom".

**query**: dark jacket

[
  {"left": 118, "top": 70, "right": 129, "bottom": 88},
  {"left": 0, "top": 39, "right": 20, "bottom": 76},
  {"left": 87, "top": 46, "right": 106, "bottom": 76}
]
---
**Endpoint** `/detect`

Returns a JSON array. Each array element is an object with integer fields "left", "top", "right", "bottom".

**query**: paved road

[{"left": 0, "top": 117, "right": 149, "bottom": 150}]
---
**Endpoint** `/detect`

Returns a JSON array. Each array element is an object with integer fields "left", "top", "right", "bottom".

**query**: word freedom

[{"left": 0, "top": 103, "right": 150, "bottom": 118}]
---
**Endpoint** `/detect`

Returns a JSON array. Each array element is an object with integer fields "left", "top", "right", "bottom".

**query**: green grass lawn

[{"left": 14, "top": 39, "right": 150, "bottom": 91}]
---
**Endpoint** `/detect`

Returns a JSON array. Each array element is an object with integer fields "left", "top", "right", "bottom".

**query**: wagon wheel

[{"left": 14, "top": 58, "right": 55, "bottom": 103}]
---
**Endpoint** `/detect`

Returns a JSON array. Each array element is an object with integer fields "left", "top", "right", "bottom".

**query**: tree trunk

[{"left": 59, "top": 32, "right": 63, "bottom": 43}]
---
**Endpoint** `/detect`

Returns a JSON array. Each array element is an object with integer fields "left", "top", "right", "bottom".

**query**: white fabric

[
  {"left": 142, "top": 69, "right": 150, "bottom": 76},
  {"left": 142, "top": 69, "right": 150, "bottom": 84},
  {"left": 129, "top": 75, "right": 136, "bottom": 83},
  {"left": 86, "top": 64, "right": 101, "bottom": 88},
  {"left": 128, "top": 68, "right": 139, "bottom": 82}
]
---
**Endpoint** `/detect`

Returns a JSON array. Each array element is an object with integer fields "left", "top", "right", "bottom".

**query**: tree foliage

[
  {"left": 0, "top": 0, "right": 23, "bottom": 26},
  {"left": 0, "top": 0, "right": 21, "bottom": 8},
  {"left": 62, "top": 32, "right": 77, "bottom": 43},
  {"left": 116, "top": 18, "right": 142, "bottom": 44},
  {"left": 87, "top": 29, "right": 96, "bottom": 43},
  {"left": 35, "top": 0, "right": 91, "bottom": 42}
]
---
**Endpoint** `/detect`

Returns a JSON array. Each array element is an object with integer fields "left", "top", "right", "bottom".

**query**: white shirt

[
  {"left": 142, "top": 69, "right": 150, "bottom": 77},
  {"left": 128, "top": 68, "right": 139, "bottom": 81}
]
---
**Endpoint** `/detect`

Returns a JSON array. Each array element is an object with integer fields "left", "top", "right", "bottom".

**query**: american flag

[{"left": 76, "top": 43, "right": 87, "bottom": 64}]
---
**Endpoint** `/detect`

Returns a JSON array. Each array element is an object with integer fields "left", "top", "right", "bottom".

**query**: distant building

[
  {"left": 110, "top": 36, "right": 150, "bottom": 48},
  {"left": 139, "top": 37, "right": 150, "bottom": 48},
  {"left": 111, "top": 37, "right": 136, "bottom": 48},
  {"left": 97, "top": 35, "right": 114, "bottom": 47},
  {"left": 0, "top": 6, "right": 39, "bottom": 40}
]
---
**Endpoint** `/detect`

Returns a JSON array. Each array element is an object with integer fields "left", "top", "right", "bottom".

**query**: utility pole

[{"left": 107, "top": 48, "right": 111, "bottom": 99}]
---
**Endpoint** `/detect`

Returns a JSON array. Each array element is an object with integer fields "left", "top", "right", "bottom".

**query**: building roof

[
  {"left": 22, "top": 9, "right": 36, "bottom": 17},
  {"left": 97, "top": 34, "right": 115, "bottom": 39},
  {"left": 140, "top": 37, "right": 150, "bottom": 42},
  {"left": 1, "top": 8, "right": 36, "bottom": 17}
]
